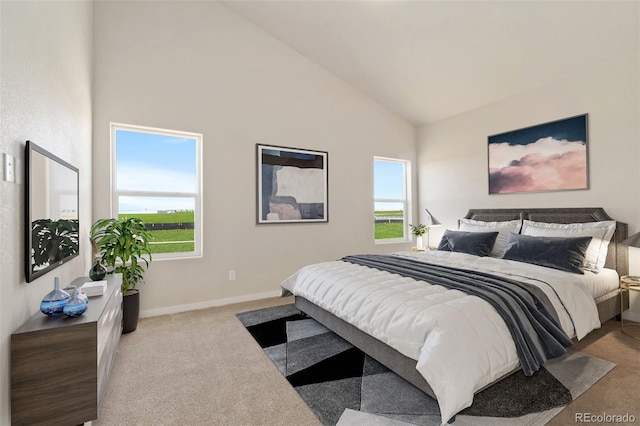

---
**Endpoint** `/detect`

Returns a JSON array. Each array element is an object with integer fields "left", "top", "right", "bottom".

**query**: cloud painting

[{"left": 488, "top": 115, "right": 588, "bottom": 194}]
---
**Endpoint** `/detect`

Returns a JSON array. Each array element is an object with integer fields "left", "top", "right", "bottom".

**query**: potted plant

[
  {"left": 410, "top": 223, "right": 428, "bottom": 250},
  {"left": 90, "top": 217, "right": 152, "bottom": 333}
]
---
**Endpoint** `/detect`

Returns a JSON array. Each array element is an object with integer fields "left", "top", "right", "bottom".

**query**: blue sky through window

[
  {"left": 374, "top": 160, "right": 405, "bottom": 211},
  {"left": 116, "top": 129, "right": 197, "bottom": 212}
]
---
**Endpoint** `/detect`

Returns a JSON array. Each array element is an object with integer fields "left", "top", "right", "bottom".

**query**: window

[
  {"left": 111, "top": 123, "right": 202, "bottom": 259},
  {"left": 373, "top": 157, "right": 411, "bottom": 242}
]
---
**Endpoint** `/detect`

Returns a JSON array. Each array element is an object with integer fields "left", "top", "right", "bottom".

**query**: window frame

[
  {"left": 373, "top": 156, "right": 412, "bottom": 244},
  {"left": 110, "top": 122, "right": 203, "bottom": 260}
]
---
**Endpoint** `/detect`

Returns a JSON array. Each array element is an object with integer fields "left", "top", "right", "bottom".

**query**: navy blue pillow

[
  {"left": 437, "top": 230, "right": 499, "bottom": 257},
  {"left": 501, "top": 233, "right": 592, "bottom": 274}
]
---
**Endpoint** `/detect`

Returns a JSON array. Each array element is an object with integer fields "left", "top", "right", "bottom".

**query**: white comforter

[{"left": 281, "top": 250, "right": 603, "bottom": 424}]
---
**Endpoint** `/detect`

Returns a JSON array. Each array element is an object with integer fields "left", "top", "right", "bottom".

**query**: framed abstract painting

[
  {"left": 257, "top": 144, "right": 328, "bottom": 224},
  {"left": 488, "top": 114, "right": 589, "bottom": 194}
]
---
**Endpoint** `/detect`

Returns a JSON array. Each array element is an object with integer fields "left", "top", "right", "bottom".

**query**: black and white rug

[{"left": 237, "top": 304, "right": 615, "bottom": 426}]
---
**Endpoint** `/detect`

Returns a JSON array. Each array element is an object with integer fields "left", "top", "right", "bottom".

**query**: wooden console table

[{"left": 11, "top": 274, "right": 122, "bottom": 425}]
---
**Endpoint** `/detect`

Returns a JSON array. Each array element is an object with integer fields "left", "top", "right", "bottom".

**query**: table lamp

[
  {"left": 425, "top": 208, "right": 442, "bottom": 249},
  {"left": 622, "top": 231, "right": 640, "bottom": 280}
]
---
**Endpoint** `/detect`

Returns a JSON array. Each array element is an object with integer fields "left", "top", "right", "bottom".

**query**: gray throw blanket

[{"left": 341, "top": 254, "right": 573, "bottom": 376}]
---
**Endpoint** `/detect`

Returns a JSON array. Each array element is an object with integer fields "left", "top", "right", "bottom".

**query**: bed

[{"left": 281, "top": 207, "right": 629, "bottom": 424}]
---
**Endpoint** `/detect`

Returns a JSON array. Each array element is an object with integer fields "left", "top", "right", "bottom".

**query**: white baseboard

[{"left": 139, "top": 290, "right": 281, "bottom": 318}]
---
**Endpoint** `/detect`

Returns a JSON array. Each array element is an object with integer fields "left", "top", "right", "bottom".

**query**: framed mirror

[{"left": 25, "top": 141, "right": 79, "bottom": 282}]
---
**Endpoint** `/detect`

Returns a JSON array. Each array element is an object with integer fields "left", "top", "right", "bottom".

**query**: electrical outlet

[
  {"left": 4, "top": 153, "right": 15, "bottom": 182},
  {"left": 228, "top": 270, "right": 236, "bottom": 281}
]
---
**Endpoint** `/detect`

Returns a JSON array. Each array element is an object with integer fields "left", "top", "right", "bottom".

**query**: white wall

[
  {"left": 417, "top": 53, "right": 640, "bottom": 319},
  {"left": 0, "top": 1, "right": 93, "bottom": 423},
  {"left": 92, "top": 1, "right": 416, "bottom": 315}
]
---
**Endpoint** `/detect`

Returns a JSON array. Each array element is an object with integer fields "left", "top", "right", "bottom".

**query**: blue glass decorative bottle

[
  {"left": 40, "top": 277, "right": 71, "bottom": 316},
  {"left": 77, "top": 286, "right": 89, "bottom": 304},
  {"left": 64, "top": 285, "right": 89, "bottom": 304},
  {"left": 63, "top": 286, "right": 88, "bottom": 317}
]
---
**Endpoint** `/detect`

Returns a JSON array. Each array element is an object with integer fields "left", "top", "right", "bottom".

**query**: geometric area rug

[{"left": 237, "top": 304, "right": 615, "bottom": 426}]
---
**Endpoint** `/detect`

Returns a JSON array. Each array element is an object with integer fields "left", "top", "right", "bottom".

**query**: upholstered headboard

[{"left": 463, "top": 207, "right": 629, "bottom": 276}]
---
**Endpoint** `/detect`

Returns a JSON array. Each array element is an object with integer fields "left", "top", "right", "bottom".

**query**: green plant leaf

[{"left": 90, "top": 217, "right": 152, "bottom": 292}]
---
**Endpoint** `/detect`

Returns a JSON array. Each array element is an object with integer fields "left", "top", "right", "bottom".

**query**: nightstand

[{"left": 620, "top": 275, "right": 640, "bottom": 340}]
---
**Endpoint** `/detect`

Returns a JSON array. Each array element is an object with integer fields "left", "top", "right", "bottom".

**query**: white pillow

[
  {"left": 459, "top": 218, "right": 522, "bottom": 257},
  {"left": 520, "top": 220, "right": 616, "bottom": 272}
]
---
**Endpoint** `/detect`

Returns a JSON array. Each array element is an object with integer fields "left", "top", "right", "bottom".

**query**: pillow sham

[
  {"left": 520, "top": 220, "right": 616, "bottom": 273},
  {"left": 502, "top": 233, "right": 592, "bottom": 274},
  {"left": 437, "top": 230, "right": 499, "bottom": 257},
  {"left": 459, "top": 218, "right": 522, "bottom": 257}
]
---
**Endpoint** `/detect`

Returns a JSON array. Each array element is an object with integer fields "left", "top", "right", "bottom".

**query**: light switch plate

[{"left": 4, "top": 153, "right": 15, "bottom": 182}]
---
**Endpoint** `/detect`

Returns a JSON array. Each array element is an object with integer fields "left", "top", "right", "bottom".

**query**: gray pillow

[
  {"left": 437, "top": 230, "right": 499, "bottom": 257},
  {"left": 501, "top": 233, "right": 592, "bottom": 274}
]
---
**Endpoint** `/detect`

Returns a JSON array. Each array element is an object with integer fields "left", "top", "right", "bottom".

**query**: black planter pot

[{"left": 122, "top": 289, "right": 140, "bottom": 334}]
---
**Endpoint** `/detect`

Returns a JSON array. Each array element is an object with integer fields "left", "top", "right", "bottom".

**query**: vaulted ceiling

[{"left": 223, "top": 1, "right": 639, "bottom": 125}]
